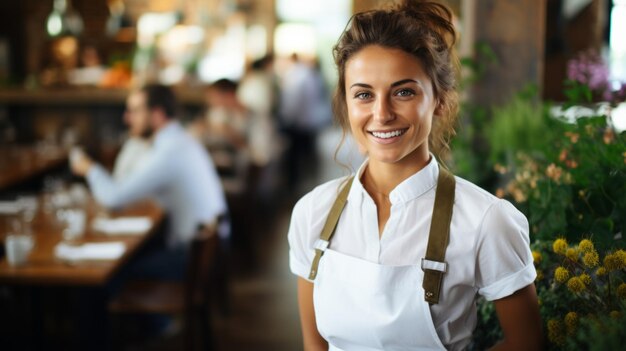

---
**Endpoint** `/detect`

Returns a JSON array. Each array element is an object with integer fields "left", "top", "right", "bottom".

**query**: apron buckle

[
  {"left": 315, "top": 239, "right": 330, "bottom": 252},
  {"left": 421, "top": 258, "right": 447, "bottom": 273}
]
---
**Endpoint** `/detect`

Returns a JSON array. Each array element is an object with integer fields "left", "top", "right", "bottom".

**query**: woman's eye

[
  {"left": 355, "top": 92, "right": 371, "bottom": 100},
  {"left": 395, "top": 89, "right": 415, "bottom": 97}
]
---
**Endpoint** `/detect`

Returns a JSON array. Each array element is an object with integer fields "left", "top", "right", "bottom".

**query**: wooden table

[
  {"left": 0, "top": 198, "right": 164, "bottom": 286},
  {"left": 0, "top": 145, "right": 68, "bottom": 190}
]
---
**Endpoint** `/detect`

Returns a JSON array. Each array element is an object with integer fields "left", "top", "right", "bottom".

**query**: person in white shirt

[
  {"left": 111, "top": 89, "right": 152, "bottom": 181},
  {"left": 279, "top": 54, "right": 333, "bottom": 190},
  {"left": 72, "top": 84, "right": 228, "bottom": 280},
  {"left": 238, "top": 55, "right": 280, "bottom": 168},
  {"left": 287, "top": 1, "right": 543, "bottom": 350}
]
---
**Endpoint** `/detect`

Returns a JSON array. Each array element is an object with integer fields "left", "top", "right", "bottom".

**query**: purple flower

[{"left": 566, "top": 50, "right": 610, "bottom": 92}]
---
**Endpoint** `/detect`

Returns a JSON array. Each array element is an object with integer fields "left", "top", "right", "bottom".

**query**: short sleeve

[
  {"left": 287, "top": 193, "right": 316, "bottom": 281},
  {"left": 475, "top": 199, "right": 536, "bottom": 301}
]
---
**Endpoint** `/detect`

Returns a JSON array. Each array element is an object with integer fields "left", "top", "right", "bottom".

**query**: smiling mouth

[{"left": 369, "top": 129, "right": 408, "bottom": 139}]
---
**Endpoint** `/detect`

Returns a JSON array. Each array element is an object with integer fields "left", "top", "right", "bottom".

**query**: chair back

[{"left": 184, "top": 223, "right": 219, "bottom": 309}]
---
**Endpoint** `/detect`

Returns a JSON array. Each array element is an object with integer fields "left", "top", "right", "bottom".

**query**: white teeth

[{"left": 371, "top": 130, "right": 404, "bottom": 139}]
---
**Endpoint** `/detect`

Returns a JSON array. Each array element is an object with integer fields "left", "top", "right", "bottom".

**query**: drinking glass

[{"left": 5, "top": 234, "right": 35, "bottom": 266}]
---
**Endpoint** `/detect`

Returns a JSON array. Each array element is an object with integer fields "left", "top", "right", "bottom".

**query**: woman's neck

[{"left": 363, "top": 152, "right": 432, "bottom": 197}]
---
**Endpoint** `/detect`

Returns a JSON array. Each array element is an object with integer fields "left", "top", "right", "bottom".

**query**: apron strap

[
  {"left": 308, "top": 177, "right": 354, "bottom": 280},
  {"left": 422, "top": 166, "right": 455, "bottom": 304}
]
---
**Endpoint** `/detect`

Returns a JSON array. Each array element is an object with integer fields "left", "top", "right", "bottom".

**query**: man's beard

[{"left": 140, "top": 125, "right": 154, "bottom": 139}]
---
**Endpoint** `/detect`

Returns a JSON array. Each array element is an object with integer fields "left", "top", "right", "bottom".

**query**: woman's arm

[
  {"left": 489, "top": 284, "right": 543, "bottom": 351},
  {"left": 297, "top": 277, "right": 328, "bottom": 351}
]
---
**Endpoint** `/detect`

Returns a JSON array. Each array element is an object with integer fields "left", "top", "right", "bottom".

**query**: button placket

[{"left": 363, "top": 196, "right": 380, "bottom": 261}]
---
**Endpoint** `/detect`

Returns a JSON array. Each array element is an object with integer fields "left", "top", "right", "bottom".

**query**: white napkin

[
  {"left": 92, "top": 217, "right": 153, "bottom": 235},
  {"left": 0, "top": 201, "right": 21, "bottom": 215},
  {"left": 55, "top": 242, "right": 126, "bottom": 261}
]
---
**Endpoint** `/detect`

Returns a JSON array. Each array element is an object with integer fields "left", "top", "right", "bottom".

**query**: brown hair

[
  {"left": 142, "top": 84, "right": 179, "bottom": 119},
  {"left": 333, "top": 0, "right": 459, "bottom": 159}
]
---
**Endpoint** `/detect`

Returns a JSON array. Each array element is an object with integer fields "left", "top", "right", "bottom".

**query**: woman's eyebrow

[
  {"left": 349, "top": 83, "right": 372, "bottom": 89},
  {"left": 349, "top": 79, "right": 419, "bottom": 90},
  {"left": 390, "top": 79, "right": 418, "bottom": 87}
]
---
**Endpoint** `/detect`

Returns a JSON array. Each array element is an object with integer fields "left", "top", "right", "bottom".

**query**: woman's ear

[{"left": 434, "top": 100, "right": 444, "bottom": 117}]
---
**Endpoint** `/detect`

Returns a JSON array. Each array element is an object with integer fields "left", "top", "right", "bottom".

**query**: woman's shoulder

[
  {"left": 288, "top": 175, "right": 353, "bottom": 270},
  {"left": 452, "top": 175, "right": 524, "bottom": 221},
  {"left": 292, "top": 176, "right": 352, "bottom": 217}
]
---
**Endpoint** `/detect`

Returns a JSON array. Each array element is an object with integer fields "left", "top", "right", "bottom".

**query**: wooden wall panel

[{"left": 471, "top": 0, "right": 546, "bottom": 106}]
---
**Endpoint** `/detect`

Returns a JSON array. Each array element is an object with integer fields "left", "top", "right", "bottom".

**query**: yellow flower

[
  {"left": 603, "top": 252, "right": 623, "bottom": 271},
  {"left": 596, "top": 267, "right": 607, "bottom": 276},
  {"left": 616, "top": 249, "right": 626, "bottom": 267},
  {"left": 554, "top": 267, "right": 570, "bottom": 283},
  {"left": 579, "top": 273, "right": 591, "bottom": 285},
  {"left": 610, "top": 310, "right": 621, "bottom": 319},
  {"left": 582, "top": 250, "right": 600, "bottom": 268},
  {"left": 578, "top": 239, "right": 594, "bottom": 253},
  {"left": 565, "top": 248, "right": 578, "bottom": 261},
  {"left": 532, "top": 251, "right": 542, "bottom": 264},
  {"left": 617, "top": 283, "right": 626, "bottom": 300},
  {"left": 567, "top": 277, "right": 585, "bottom": 293},
  {"left": 547, "top": 319, "right": 565, "bottom": 345},
  {"left": 564, "top": 312, "right": 578, "bottom": 334},
  {"left": 553, "top": 238, "right": 568, "bottom": 255}
]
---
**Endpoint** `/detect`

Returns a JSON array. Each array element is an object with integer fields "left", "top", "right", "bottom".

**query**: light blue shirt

[{"left": 87, "top": 122, "right": 228, "bottom": 247}]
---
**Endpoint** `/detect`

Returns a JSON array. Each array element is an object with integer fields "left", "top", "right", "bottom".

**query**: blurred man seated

[{"left": 71, "top": 84, "right": 228, "bottom": 281}]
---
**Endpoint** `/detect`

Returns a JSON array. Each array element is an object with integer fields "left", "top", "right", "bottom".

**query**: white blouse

[{"left": 288, "top": 157, "right": 536, "bottom": 350}]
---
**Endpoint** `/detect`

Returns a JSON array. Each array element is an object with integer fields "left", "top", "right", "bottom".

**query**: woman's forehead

[{"left": 344, "top": 45, "right": 431, "bottom": 88}]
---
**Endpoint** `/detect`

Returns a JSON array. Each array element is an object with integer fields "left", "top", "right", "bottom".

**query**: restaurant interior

[{"left": 1, "top": 0, "right": 625, "bottom": 350}]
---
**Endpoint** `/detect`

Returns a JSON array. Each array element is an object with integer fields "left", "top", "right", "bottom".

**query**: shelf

[{"left": 0, "top": 88, "right": 205, "bottom": 106}]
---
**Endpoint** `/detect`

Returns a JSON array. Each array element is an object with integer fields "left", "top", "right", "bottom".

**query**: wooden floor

[{"left": 212, "top": 202, "right": 302, "bottom": 351}]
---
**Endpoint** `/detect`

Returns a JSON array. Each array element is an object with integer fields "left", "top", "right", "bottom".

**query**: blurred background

[{"left": 0, "top": 0, "right": 625, "bottom": 350}]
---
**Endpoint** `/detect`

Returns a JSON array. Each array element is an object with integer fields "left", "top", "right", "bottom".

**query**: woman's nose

[{"left": 373, "top": 96, "right": 395, "bottom": 124}]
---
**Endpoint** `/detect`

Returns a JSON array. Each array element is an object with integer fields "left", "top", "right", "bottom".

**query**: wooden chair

[{"left": 108, "top": 224, "right": 219, "bottom": 350}]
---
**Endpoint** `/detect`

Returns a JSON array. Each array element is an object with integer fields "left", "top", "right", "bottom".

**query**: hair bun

[{"left": 396, "top": 0, "right": 456, "bottom": 48}]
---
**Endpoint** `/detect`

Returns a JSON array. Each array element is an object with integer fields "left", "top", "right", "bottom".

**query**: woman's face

[{"left": 344, "top": 45, "right": 438, "bottom": 168}]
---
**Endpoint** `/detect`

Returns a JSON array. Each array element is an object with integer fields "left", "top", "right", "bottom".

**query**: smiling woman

[{"left": 287, "top": 1, "right": 543, "bottom": 350}]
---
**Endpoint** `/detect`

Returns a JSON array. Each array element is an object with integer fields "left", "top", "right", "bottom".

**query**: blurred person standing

[
  {"left": 279, "top": 54, "right": 332, "bottom": 191},
  {"left": 111, "top": 89, "right": 152, "bottom": 181},
  {"left": 205, "top": 79, "right": 249, "bottom": 152},
  {"left": 71, "top": 84, "right": 228, "bottom": 280},
  {"left": 238, "top": 55, "right": 282, "bottom": 201}
]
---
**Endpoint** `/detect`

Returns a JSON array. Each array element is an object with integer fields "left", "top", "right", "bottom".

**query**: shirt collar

[
  {"left": 154, "top": 121, "right": 181, "bottom": 147},
  {"left": 348, "top": 155, "right": 439, "bottom": 205}
]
